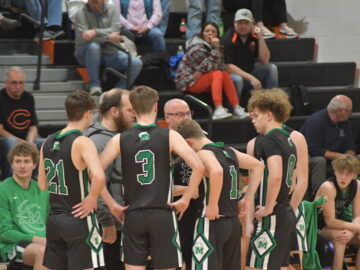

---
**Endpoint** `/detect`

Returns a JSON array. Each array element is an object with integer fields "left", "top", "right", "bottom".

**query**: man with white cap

[{"left": 221, "top": 8, "right": 278, "bottom": 101}]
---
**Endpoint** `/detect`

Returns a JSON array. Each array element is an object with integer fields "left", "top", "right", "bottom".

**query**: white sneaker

[
  {"left": 90, "top": 86, "right": 102, "bottom": 96},
  {"left": 212, "top": 106, "right": 233, "bottom": 120},
  {"left": 259, "top": 26, "right": 275, "bottom": 39},
  {"left": 279, "top": 26, "right": 299, "bottom": 39},
  {"left": 233, "top": 105, "right": 249, "bottom": 119}
]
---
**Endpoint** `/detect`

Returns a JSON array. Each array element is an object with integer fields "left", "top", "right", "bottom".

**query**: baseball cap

[{"left": 234, "top": 8, "right": 253, "bottom": 22}]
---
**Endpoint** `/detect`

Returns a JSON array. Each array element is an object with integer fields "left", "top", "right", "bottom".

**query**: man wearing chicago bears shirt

[{"left": 0, "top": 67, "right": 44, "bottom": 179}]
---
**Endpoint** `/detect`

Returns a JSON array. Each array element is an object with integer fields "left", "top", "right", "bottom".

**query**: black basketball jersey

[
  {"left": 120, "top": 124, "right": 172, "bottom": 212},
  {"left": 200, "top": 142, "right": 240, "bottom": 217},
  {"left": 42, "top": 129, "right": 91, "bottom": 214},
  {"left": 253, "top": 128, "right": 297, "bottom": 211}
]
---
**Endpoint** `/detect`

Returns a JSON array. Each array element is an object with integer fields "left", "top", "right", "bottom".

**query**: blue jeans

[
  {"left": 137, "top": 27, "right": 166, "bottom": 52},
  {"left": 159, "top": 0, "right": 171, "bottom": 35},
  {"left": 11, "top": 0, "right": 63, "bottom": 26},
  {"left": 186, "top": 0, "right": 221, "bottom": 39},
  {"left": 230, "top": 63, "right": 278, "bottom": 99},
  {"left": 0, "top": 137, "right": 45, "bottom": 179},
  {"left": 74, "top": 42, "right": 143, "bottom": 89}
]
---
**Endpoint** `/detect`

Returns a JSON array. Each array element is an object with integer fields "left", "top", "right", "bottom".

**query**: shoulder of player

[{"left": 318, "top": 180, "right": 336, "bottom": 198}]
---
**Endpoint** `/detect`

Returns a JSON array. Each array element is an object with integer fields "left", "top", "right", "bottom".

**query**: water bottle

[
  {"left": 177, "top": 45, "right": 184, "bottom": 56},
  {"left": 179, "top": 18, "right": 187, "bottom": 39},
  {"left": 218, "top": 18, "right": 224, "bottom": 37}
]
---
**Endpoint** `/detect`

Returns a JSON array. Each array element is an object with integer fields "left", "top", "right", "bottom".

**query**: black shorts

[
  {"left": 192, "top": 217, "right": 241, "bottom": 270},
  {"left": 291, "top": 202, "right": 308, "bottom": 252},
  {"left": 43, "top": 212, "right": 104, "bottom": 270},
  {"left": 247, "top": 206, "right": 296, "bottom": 270},
  {"left": 122, "top": 209, "right": 182, "bottom": 269},
  {"left": 1, "top": 241, "right": 31, "bottom": 263}
]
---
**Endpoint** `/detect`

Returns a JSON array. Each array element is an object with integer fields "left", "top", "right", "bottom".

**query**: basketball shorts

[
  {"left": 122, "top": 209, "right": 182, "bottom": 269},
  {"left": 192, "top": 216, "right": 241, "bottom": 270},
  {"left": 43, "top": 212, "right": 104, "bottom": 270},
  {"left": 247, "top": 206, "right": 296, "bottom": 270}
]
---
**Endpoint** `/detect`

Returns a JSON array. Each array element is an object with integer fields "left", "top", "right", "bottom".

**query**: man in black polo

[{"left": 221, "top": 8, "right": 278, "bottom": 100}]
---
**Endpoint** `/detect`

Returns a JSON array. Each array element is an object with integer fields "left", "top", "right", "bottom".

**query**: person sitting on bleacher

[
  {"left": 112, "top": 0, "right": 166, "bottom": 52},
  {"left": 300, "top": 95, "right": 356, "bottom": 195},
  {"left": 10, "top": 0, "right": 64, "bottom": 40},
  {"left": 0, "top": 67, "right": 44, "bottom": 180},
  {"left": 221, "top": 8, "right": 278, "bottom": 102},
  {"left": 315, "top": 155, "right": 360, "bottom": 270},
  {"left": 0, "top": 142, "right": 48, "bottom": 270},
  {"left": 73, "top": 0, "right": 143, "bottom": 96},
  {"left": 175, "top": 22, "right": 248, "bottom": 120}
]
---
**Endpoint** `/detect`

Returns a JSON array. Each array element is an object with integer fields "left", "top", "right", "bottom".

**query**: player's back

[
  {"left": 201, "top": 143, "right": 240, "bottom": 217},
  {"left": 42, "top": 130, "right": 89, "bottom": 214},
  {"left": 120, "top": 124, "right": 172, "bottom": 212}
]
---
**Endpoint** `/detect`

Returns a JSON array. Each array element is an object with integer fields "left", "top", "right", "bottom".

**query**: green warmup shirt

[{"left": 0, "top": 177, "right": 49, "bottom": 261}]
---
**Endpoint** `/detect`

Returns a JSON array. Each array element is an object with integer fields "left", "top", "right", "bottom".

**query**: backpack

[{"left": 288, "top": 84, "right": 312, "bottom": 116}]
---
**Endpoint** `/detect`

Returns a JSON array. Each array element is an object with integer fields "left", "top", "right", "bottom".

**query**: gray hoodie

[
  {"left": 74, "top": 2, "right": 122, "bottom": 54},
  {"left": 85, "top": 122, "right": 124, "bottom": 230}
]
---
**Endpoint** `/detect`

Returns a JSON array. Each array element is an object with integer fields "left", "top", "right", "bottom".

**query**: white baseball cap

[{"left": 234, "top": 8, "right": 254, "bottom": 23}]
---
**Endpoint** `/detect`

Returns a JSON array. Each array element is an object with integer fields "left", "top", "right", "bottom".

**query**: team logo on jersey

[
  {"left": 251, "top": 229, "right": 276, "bottom": 257},
  {"left": 139, "top": 132, "right": 150, "bottom": 141},
  {"left": 180, "top": 162, "right": 192, "bottom": 184},
  {"left": 52, "top": 141, "right": 61, "bottom": 151},
  {"left": 223, "top": 150, "right": 230, "bottom": 158}
]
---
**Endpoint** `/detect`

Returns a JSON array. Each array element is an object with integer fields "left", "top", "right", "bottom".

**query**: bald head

[
  {"left": 327, "top": 95, "right": 352, "bottom": 123},
  {"left": 164, "top": 98, "right": 192, "bottom": 130}
]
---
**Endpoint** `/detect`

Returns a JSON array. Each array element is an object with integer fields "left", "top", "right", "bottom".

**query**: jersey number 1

[
  {"left": 135, "top": 150, "right": 155, "bottom": 185},
  {"left": 44, "top": 158, "right": 69, "bottom": 195}
]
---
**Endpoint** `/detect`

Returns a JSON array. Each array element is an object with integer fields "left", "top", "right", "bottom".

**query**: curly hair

[{"left": 247, "top": 88, "right": 293, "bottom": 123}]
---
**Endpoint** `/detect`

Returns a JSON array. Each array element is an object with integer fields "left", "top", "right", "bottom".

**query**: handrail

[
  {"left": 103, "top": 41, "right": 132, "bottom": 89},
  {"left": 18, "top": 0, "right": 46, "bottom": 90},
  {"left": 184, "top": 94, "right": 213, "bottom": 139}
]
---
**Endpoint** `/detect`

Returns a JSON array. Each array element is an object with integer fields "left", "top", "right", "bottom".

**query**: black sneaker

[{"left": 0, "top": 16, "right": 19, "bottom": 30}]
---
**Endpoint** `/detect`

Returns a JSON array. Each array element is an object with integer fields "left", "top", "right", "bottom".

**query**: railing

[
  {"left": 184, "top": 94, "right": 213, "bottom": 139},
  {"left": 18, "top": 0, "right": 46, "bottom": 90},
  {"left": 103, "top": 41, "right": 132, "bottom": 90}
]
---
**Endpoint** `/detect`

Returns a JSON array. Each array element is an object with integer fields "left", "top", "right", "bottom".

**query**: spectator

[
  {"left": 0, "top": 12, "right": 18, "bottom": 30},
  {"left": 73, "top": 0, "right": 143, "bottom": 95},
  {"left": 0, "top": 142, "right": 49, "bottom": 270},
  {"left": 300, "top": 95, "right": 356, "bottom": 193},
  {"left": 175, "top": 22, "right": 248, "bottom": 120},
  {"left": 186, "top": 0, "right": 221, "bottom": 39},
  {"left": 252, "top": 0, "right": 298, "bottom": 39},
  {"left": 222, "top": 0, "right": 298, "bottom": 39},
  {"left": 113, "top": 0, "right": 166, "bottom": 52},
  {"left": 0, "top": 67, "right": 44, "bottom": 179},
  {"left": 221, "top": 8, "right": 278, "bottom": 100},
  {"left": 315, "top": 155, "right": 360, "bottom": 270},
  {"left": 85, "top": 89, "right": 134, "bottom": 270},
  {"left": 10, "top": 0, "right": 64, "bottom": 40},
  {"left": 158, "top": 0, "right": 170, "bottom": 36}
]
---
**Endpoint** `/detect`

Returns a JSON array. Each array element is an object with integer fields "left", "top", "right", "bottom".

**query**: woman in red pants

[{"left": 175, "top": 22, "right": 248, "bottom": 120}]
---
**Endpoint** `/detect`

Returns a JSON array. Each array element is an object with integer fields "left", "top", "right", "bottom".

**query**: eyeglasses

[
  {"left": 9, "top": 81, "right": 24, "bottom": 86},
  {"left": 166, "top": 111, "right": 193, "bottom": 118}
]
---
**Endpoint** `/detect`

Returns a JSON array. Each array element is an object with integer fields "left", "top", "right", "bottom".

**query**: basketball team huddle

[{"left": 35, "top": 86, "right": 360, "bottom": 270}]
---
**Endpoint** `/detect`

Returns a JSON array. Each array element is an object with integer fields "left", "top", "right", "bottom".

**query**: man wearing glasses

[
  {"left": 300, "top": 95, "right": 356, "bottom": 194},
  {"left": 164, "top": 98, "right": 193, "bottom": 131},
  {"left": 0, "top": 66, "right": 44, "bottom": 179}
]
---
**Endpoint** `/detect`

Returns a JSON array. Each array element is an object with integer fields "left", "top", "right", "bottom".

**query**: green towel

[{"left": 303, "top": 196, "right": 327, "bottom": 270}]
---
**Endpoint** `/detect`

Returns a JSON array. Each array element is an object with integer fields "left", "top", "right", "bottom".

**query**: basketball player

[
  {"left": 100, "top": 86, "right": 204, "bottom": 270},
  {"left": 246, "top": 88, "right": 297, "bottom": 270},
  {"left": 38, "top": 90, "right": 124, "bottom": 270}
]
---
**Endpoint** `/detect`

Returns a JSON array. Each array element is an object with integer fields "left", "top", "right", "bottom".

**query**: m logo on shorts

[
  {"left": 252, "top": 230, "right": 276, "bottom": 257},
  {"left": 192, "top": 234, "right": 213, "bottom": 264}
]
